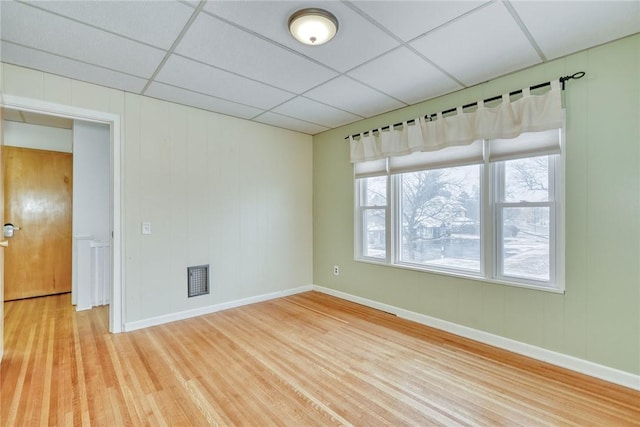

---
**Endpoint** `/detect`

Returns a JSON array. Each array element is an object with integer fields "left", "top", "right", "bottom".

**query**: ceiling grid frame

[{"left": 1, "top": 0, "right": 638, "bottom": 134}]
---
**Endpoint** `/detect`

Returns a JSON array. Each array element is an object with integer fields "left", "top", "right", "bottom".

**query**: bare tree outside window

[
  {"left": 500, "top": 156, "right": 552, "bottom": 281},
  {"left": 505, "top": 156, "right": 549, "bottom": 202},
  {"left": 400, "top": 165, "right": 481, "bottom": 271}
]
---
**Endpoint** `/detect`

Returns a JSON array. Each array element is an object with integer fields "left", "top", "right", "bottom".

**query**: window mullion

[
  {"left": 483, "top": 140, "right": 493, "bottom": 279},
  {"left": 548, "top": 155, "right": 555, "bottom": 202},
  {"left": 387, "top": 173, "right": 394, "bottom": 264},
  {"left": 354, "top": 179, "right": 362, "bottom": 260}
]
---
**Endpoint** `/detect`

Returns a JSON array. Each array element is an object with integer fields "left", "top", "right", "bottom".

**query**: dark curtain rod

[{"left": 345, "top": 71, "right": 586, "bottom": 140}]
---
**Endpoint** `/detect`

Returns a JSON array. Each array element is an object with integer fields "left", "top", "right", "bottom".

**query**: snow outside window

[{"left": 354, "top": 133, "right": 564, "bottom": 292}]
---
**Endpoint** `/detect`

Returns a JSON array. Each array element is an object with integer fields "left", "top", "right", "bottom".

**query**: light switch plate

[{"left": 142, "top": 222, "right": 152, "bottom": 235}]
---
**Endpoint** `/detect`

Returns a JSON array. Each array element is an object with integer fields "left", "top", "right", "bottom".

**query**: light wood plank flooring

[{"left": 2, "top": 291, "right": 639, "bottom": 426}]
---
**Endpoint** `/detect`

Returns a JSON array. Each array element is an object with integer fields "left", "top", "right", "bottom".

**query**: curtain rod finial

[{"left": 560, "top": 71, "right": 586, "bottom": 89}]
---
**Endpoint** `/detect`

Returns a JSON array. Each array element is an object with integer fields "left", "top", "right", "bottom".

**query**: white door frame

[{"left": 1, "top": 94, "right": 124, "bottom": 333}]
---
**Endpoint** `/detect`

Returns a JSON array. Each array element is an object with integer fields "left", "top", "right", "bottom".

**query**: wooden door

[
  {"left": 0, "top": 111, "right": 5, "bottom": 360},
  {"left": 3, "top": 146, "right": 73, "bottom": 301}
]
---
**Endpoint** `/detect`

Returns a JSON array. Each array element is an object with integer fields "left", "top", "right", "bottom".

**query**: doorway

[{"left": 1, "top": 94, "right": 123, "bottom": 336}]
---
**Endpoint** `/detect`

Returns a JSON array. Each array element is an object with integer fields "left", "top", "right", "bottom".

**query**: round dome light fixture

[{"left": 288, "top": 8, "right": 338, "bottom": 46}]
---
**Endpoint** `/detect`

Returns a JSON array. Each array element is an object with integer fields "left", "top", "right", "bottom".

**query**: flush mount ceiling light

[{"left": 288, "top": 8, "right": 338, "bottom": 46}]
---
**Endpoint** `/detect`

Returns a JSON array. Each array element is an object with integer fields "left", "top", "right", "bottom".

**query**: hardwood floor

[{"left": 2, "top": 291, "right": 639, "bottom": 426}]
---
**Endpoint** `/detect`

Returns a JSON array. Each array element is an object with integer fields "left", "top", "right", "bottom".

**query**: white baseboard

[
  {"left": 123, "top": 285, "right": 314, "bottom": 332},
  {"left": 312, "top": 285, "right": 640, "bottom": 391}
]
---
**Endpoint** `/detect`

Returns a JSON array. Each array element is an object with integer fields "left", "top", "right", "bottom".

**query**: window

[
  {"left": 355, "top": 131, "right": 564, "bottom": 291},
  {"left": 357, "top": 175, "right": 388, "bottom": 260},
  {"left": 398, "top": 165, "right": 481, "bottom": 273},
  {"left": 495, "top": 155, "right": 558, "bottom": 284}
]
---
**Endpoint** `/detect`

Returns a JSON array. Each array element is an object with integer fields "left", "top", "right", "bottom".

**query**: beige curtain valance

[{"left": 349, "top": 80, "right": 562, "bottom": 164}]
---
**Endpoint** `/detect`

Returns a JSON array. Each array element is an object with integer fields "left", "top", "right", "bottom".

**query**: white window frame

[
  {"left": 490, "top": 154, "right": 563, "bottom": 289},
  {"left": 355, "top": 175, "right": 390, "bottom": 263},
  {"left": 354, "top": 138, "right": 565, "bottom": 293},
  {"left": 393, "top": 165, "right": 484, "bottom": 276}
]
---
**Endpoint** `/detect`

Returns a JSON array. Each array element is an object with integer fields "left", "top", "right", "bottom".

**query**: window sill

[{"left": 355, "top": 257, "right": 565, "bottom": 294}]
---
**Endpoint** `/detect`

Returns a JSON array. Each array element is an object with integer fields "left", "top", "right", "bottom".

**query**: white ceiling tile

[
  {"left": 512, "top": 1, "right": 640, "bottom": 60},
  {"left": 175, "top": 12, "right": 338, "bottom": 93},
  {"left": 1, "top": 41, "right": 148, "bottom": 93},
  {"left": 353, "top": 1, "right": 488, "bottom": 42},
  {"left": 146, "top": 82, "right": 263, "bottom": 120},
  {"left": 203, "top": 1, "right": 400, "bottom": 72},
  {"left": 272, "top": 97, "right": 362, "bottom": 128},
  {"left": 304, "top": 76, "right": 405, "bottom": 117},
  {"left": 1, "top": 1, "right": 165, "bottom": 77},
  {"left": 410, "top": 2, "right": 542, "bottom": 86},
  {"left": 155, "top": 55, "right": 295, "bottom": 110},
  {"left": 26, "top": 0, "right": 195, "bottom": 49},
  {"left": 348, "top": 47, "right": 462, "bottom": 105},
  {"left": 254, "top": 112, "right": 329, "bottom": 135}
]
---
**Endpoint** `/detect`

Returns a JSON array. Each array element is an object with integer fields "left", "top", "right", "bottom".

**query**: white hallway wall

[
  {"left": 73, "top": 120, "right": 110, "bottom": 242},
  {"left": 4, "top": 120, "right": 72, "bottom": 152},
  {"left": 1, "top": 63, "right": 313, "bottom": 325},
  {"left": 72, "top": 120, "right": 110, "bottom": 309}
]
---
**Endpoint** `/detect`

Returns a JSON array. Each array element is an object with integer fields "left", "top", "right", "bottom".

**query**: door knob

[
  {"left": 4, "top": 223, "right": 19, "bottom": 238},
  {"left": 0, "top": 241, "right": 8, "bottom": 247}
]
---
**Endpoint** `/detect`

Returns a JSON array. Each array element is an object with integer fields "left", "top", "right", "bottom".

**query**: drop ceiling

[{"left": 1, "top": 1, "right": 638, "bottom": 135}]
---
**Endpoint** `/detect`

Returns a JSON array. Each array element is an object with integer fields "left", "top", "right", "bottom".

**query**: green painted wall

[{"left": 313, "top": 34, "right": 640, "bottom": 375}]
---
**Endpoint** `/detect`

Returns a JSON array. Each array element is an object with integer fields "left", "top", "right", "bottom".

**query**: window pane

[
  {"left": 362, "top": 176, "right": 387, "bottom": 206},
  {"left": 504, "top": 156, "right": 549, "bottom": 202},
  {"left": 364, "top": 208, "right": 386, "bottom": 259},
  {"left": 399, "top": 165, "right": 481, "bottom": 272},
  {"left": 501, "top": 207, "right": 550, "bottom": 281}
]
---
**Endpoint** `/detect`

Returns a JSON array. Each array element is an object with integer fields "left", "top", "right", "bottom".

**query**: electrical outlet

[{"left": 333, "top": 265, "right": 340, "bottom": 276}]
